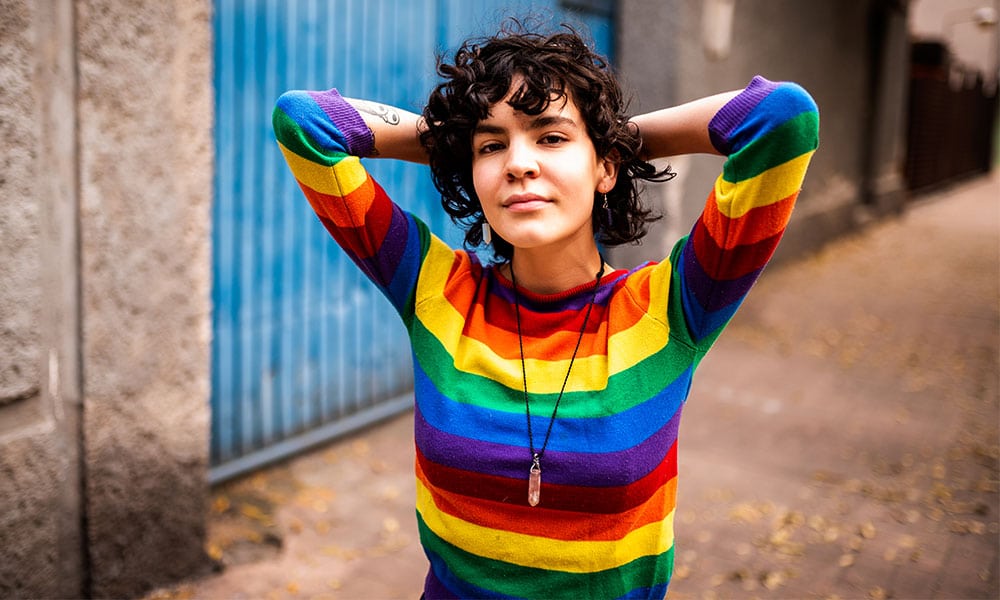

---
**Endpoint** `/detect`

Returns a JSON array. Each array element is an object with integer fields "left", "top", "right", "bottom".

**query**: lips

[{"left": 503, "top": 193, "right": 550, "bottom": 211}]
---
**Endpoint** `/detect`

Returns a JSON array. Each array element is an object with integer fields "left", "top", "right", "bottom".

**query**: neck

[{"left": 508, "top": 246, "right": 606, "bottom": 295}]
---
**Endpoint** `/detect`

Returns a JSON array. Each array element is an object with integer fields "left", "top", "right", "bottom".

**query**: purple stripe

[
  {"left": 423, "top": 569, "right": 460, "bottom": 600},
  {"left": 414, "top": 405, "right": 681, "bottom": 486},
  {"left": 308, "top": 89, "right": 374, "bottom": 156},
  {"left": 356, "top": 202, "right": 410, "bottom": 286},
  {"left": 708, "top": 76, "right": 777, "bottom": 155},
  {"left": 681, "top": 240, "right": 763, "bottom": 312}
]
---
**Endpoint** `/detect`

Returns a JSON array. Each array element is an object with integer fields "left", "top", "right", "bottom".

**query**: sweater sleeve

[
  {"left": 272, "top": 88, "right": 430, "bottom": 323},
  {"left": 670, "top": 76, "right": 820, "bottom": 349}
]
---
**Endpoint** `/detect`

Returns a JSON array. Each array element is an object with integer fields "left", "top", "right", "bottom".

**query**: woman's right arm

[
  {"left": 340, "top": 97, "right": 428, "bottom": 164},
  {"left": 272, "top": 88, "right": 432, "bottom": 320}
]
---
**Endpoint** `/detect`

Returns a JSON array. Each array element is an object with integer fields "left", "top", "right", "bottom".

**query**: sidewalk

[{"left": 147, "top": 173, "right": 999, "bottom": 600}]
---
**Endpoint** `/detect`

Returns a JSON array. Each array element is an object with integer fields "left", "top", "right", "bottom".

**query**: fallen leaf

[
  {"left": 762, "top": 571, "right": 785, "bottom": 590},
  {"left": 206, "top": 543, "right": 223, "bottom": 561},
  {"left": 860, "top": 522, "right": 877, "bottom": 539},
  {"left": 211, "top": 496, "right": 231, "bottom": 514},
  {"left": 239, "top": 504, "right": 268, "bottom": 521}
]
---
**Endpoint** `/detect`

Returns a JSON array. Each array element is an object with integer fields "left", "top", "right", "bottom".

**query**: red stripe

[
  {"left": 299, "top": 179, "right": 392, "bottom": 259},
  {"left": 417, "top": 459, "right": 677, "bottom": 540},
  {"left": 691, "top": 224, "right": 784, "bottom": 281},
  {"left": 700, "top": 190, "right": 797, "bottom": 250}
]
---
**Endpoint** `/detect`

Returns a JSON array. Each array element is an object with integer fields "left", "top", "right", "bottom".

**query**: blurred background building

[{"left": 1, "top": 0, "right": 996, "bottom": 597}]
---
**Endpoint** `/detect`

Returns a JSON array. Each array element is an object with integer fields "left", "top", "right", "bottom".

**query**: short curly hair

[{"left": 419, "top": 21, "right": 673, "bottom": 262}]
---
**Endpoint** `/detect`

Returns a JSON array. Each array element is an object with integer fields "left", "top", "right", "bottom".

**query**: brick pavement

[{"left": 146, "top": 172, "right": 999, "bottom": 600}]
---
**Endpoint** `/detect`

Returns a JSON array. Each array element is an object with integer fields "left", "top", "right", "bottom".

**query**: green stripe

[
  {"left": 665, "top": 235, "right": 702, "bottom": 351},
  {"left": 409, "top": 316, "right": 696, "bottom": 417},
  {"left": 397, "top": 216, "right": 434, "bottom": 328},
  {"left": 272, "top": 107, "right": 348, "bottom": 167},
  {"left": 722, "top": 110, "right": 819, "bottom": 182},
  {"left": 417, "top": 513, "right": 673, "bottom": 597}
]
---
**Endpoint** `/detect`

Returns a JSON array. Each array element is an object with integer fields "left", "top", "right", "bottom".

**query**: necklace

[{"left": 510, "top": 257, "right": 605, "bottom": 507}]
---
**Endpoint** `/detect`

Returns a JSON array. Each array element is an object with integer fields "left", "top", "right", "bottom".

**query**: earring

[
  {"left": 482, "top": 221, "right": 492, "bottom": 245},
  {"left": 602, "top": 193, "right": 613, "bottom": 226}
]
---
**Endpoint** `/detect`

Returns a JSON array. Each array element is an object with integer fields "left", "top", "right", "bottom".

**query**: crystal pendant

[{"left": 528, "top": 456, "right": 541, "bottom": 507}]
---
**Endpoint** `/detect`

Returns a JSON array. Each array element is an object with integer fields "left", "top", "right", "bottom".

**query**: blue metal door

[{"left": 211, "top": 0, "right": 616, "bottom": 482}]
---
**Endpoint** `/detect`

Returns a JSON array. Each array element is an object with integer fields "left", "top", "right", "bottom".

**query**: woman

[{"left": 273, "top": 22, "right": 818, "bottom": 599}]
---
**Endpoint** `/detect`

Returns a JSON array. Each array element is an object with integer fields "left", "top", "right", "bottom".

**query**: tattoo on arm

[{"left": 352, "top": 100, "right": 401, "bottom": 125}]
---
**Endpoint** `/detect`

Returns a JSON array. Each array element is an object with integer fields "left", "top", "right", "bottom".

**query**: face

[{"left": 471, "top": 87, "right": 618, "bottom": 258}]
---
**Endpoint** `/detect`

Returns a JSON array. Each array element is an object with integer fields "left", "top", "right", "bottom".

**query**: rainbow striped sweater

[{"left": 273, "top": 76, "right": 819, "bottom": 599}]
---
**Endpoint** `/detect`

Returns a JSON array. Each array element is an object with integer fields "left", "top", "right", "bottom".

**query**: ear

[{"left": 597, "top": 151, "right": 621, "bottom": 194}]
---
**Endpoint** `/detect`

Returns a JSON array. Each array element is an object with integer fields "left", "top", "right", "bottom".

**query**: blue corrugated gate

[{"left": 210, "top": 0, "right": 615, "bottom": 482}]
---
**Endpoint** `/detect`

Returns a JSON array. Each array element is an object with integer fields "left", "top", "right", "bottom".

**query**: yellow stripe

[
  {"left": 415, "top": 479, "right": 675, "bottom": 572},
  {"left": 607, "top": 315, "right": 669, "bottom": 374},
  {"left": 415, "top": 252, "right": 671, "bottom": 388},
  {"left": 415, "top": 302, "right": 666, "bottom": 393},
  {"left": 605, "top": 262, "right": 671, "bottom": 373},
  {"left": 277, "top": 141, "right": 369, "bottom": 197},
  {"left": 715, "top": 151, "right": 814, "bottom": 219},
  {"left": 414, "top": 239, "right": 456, "bottom": 306}
]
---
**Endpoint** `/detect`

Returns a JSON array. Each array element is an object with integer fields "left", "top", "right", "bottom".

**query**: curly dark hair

[{"left": 419, "top": 21, "right": 674, "bottom": 262}]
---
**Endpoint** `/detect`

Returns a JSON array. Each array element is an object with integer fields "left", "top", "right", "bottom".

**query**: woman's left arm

[
  {"left": 650, "top": 77, "right": 820, "bottom": 349},
  {"left": 630, "top": 90, "right": 741, "bottom": 159}
]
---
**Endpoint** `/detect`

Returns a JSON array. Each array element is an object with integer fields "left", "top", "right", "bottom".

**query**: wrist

[{"left": 311, "top": 89, "right": 375, "bottom": 156}]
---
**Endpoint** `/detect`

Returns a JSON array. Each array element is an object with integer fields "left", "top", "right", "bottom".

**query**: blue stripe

[
  {"left": 385, "top": 212, "right": 428, "bottom": 316},
  {"left": 677, "top": 249, "right": 743, "bottom": 344},
  {"left": 274, "top": 91, "right": 350, "bottom": 155},
  {"left": 413, "top": 359, "right": 691, "bottom": 454},
  {"left": 727, "top": 83, "right": 817, "bottom": 155}
]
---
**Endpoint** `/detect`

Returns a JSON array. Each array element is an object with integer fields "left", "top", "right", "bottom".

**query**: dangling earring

[
  {"left": 602, "top": 193, "right": 613, "bottom": 227},
  {"left": 482, "top": 221, "right": 492, "bottom": 245}
]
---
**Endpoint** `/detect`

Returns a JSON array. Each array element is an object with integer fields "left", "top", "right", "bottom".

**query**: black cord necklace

[{"left": 510, "top": 256, "right": 605, "bottom": 507}]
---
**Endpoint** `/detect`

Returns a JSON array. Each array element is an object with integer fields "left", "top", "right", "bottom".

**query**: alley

[{"left": 147, "top": 172, "right": 999, "bottom": 600}]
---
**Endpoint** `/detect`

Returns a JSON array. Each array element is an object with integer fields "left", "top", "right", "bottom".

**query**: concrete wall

[
  {"left": 614, "top": 0, "right": 911, "bottom": 267},
  {"left": 0, "top": 0, "right": 213, "bottom": 597}
]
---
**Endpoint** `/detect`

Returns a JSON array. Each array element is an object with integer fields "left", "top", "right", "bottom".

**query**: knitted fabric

[{"left": 273, "top": 76, "right": 819, "bottom": 599}]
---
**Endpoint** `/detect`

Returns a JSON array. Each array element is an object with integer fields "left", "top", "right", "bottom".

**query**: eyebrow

[{"left": 474, "top": 115, "right": 579, "bottom": 135}]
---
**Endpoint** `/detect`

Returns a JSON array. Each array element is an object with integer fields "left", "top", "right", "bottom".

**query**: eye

[
  {"left": 477, "top": 141, "right": 505, "bottom": 155},
  {"left": 539, "top": 133, "right": 568, "bottom": 145}
]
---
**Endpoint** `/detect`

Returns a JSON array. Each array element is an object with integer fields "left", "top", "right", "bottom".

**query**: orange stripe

[
  {"left": 300, "top": 177, "right": 378, "bottom": 229},
  {"left": 441, "top": 277, "right": 653, "bottom": 360},
  {"left": 462, "top": 313, "right": 611, "bottom": 360},
  {"left": 608, "top": 286, "right": 653, "bottom": 336},
  {"left": 701, "top": 189, "right": 797, "bottom": 249}
]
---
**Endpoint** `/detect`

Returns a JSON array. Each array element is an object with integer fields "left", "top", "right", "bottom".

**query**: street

[{"left": 147, "top": 172, "right": 999, "bottom": 600}]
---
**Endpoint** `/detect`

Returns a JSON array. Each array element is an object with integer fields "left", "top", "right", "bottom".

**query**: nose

[{"left": 504, "top": 138, "right": 538, "bottom": 180}]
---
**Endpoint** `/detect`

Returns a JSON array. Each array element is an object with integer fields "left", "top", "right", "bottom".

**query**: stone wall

[{"left": 0, "top": 0, "right": 213, "bottom": 597}]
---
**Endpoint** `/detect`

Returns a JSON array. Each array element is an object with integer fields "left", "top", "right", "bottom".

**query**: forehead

[{"left": 478, "top": 90, "right": 583, "bottom": 128}]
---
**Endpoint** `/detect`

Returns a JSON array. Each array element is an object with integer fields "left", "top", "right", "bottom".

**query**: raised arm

[
  {"left": 630, "top": 90, "right": 741, "bottom": 159},
  {"left": 654, "top": 76, "right": 820, "bottom": 349},
  {"left": 272, "top": 88, "right": 438, "bottom": 321},
  {"left": 341, "top": 97, "right": 428, "bottom": 164}
]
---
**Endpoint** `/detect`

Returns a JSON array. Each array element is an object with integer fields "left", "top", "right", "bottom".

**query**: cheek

[{"left": 470, "top": 162, "right": 489, "bottom": 194}]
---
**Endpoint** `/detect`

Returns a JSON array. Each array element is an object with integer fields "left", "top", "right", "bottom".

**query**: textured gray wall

[
  {"left": 0, "top": 0, "right": 214, "bottom": 597},
  {"left": 0, "top": 1, "right": 79, "bottom": 598},
  {"left": 0, "top": 0, "right": 40, "bottom": 415},
  {"left": 76, "top": 0, "right": 213, "bottom": 596},
  {"left": 614, "top": 0, "right": 908, "bottom": 267}
]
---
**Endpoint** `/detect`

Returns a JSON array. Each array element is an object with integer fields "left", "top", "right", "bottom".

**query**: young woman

[{"left": 273, "top": 23, "right": 819, "bottom": 600}]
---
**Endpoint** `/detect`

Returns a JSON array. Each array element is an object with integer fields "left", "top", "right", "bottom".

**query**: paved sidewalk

[{"left": 147, "top": 173, "right": 999, "bottom": 600}]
